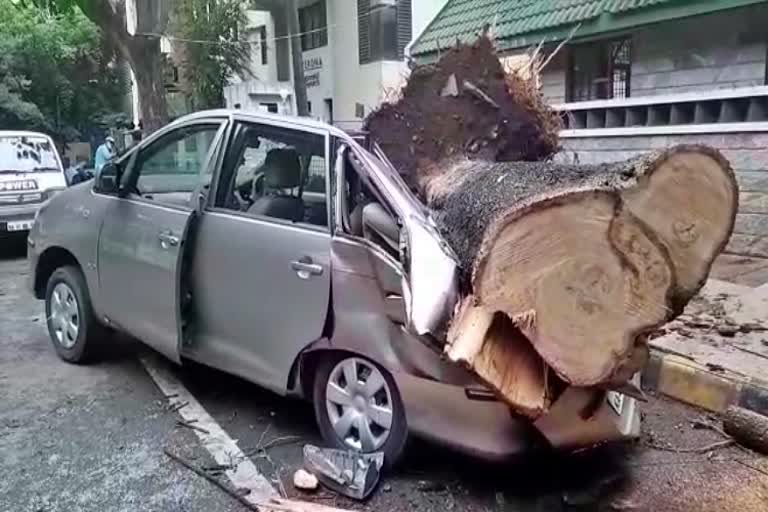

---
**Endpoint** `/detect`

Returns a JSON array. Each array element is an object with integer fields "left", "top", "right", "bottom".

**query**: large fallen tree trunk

[
  {"left": 365, "top": 36, "right": 738, "bottom": 417},
  {"left": 430, "top": 147, "right": 737, "bottom": 389}
]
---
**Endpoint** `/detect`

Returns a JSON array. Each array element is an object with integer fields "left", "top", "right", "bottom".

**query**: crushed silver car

[{"left": 29, "top": 110, "right": 639, "bottom": 464}]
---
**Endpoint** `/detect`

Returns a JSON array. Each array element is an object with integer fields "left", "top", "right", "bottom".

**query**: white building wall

[
  {"left": 225, "top": 0, "right": 449, "bottom": 125},
  {"left": 329, "top": 0, "right": 364, "bottom": 124},
  {"left": 241, "top": 10, "right": 278, "bottom": 84},
  {"left": 330, "top": 0, "right": 447, "bottom": 126},
  {"left": 224, "top": 9, "right": 294, "bottom": 114}
]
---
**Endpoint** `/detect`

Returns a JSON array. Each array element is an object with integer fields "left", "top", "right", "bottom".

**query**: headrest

[{"left": 263, "top": 148, "right": 301, "bottom": 188}]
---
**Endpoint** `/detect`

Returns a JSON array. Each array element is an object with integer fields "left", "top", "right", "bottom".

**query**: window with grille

[
  {"left": 567, "top": 38, "right": 632, "bottom": 102},
  {"left": 358, "top": 0, "right": 412, "bottom": 64},
  {"left": 299, "top": 1, "right": 328, "bottom": 52}
]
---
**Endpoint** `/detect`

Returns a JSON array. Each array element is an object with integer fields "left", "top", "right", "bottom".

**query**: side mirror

[{"left": 94, "top": 162, "right": 121, "bottom": 195}]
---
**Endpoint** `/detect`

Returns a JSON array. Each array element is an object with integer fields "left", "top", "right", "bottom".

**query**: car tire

[
  {"left": 313, "top": 354, "right": 408, "bottom": 468},
  {"left": 44, "top": 265, "right": 103, "bottom": 364}
]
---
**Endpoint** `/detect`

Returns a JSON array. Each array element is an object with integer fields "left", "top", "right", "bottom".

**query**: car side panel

[
  {"left": 96, "top": 197, "right": 193, "bottom": 362},
  {"left": 328, "top": 235, "right": 478, "bottom": 386},
  {"left": 29, "top": 184, "right": 110, "bottom": 316},
  {"left": 183, "top": 211, "right": 331, "bottom": 394}
]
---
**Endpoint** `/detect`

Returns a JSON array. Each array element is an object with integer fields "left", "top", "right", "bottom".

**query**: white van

[{"left": 0, "top": 131, "right": 67, "bottom": 234}]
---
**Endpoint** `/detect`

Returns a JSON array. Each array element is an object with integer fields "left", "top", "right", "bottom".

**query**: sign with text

[
  {"left": 305, "top": 73, "right": 320, "bottom": 88},
  {"left": 303, "top": 56, "right": 323, "bottom": 88},
  {"left": 0, "top": 179, "right": 37, "bottom": 193}
]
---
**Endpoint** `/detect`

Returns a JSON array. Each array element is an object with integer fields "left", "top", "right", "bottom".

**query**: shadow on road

[
  {"left": 399, "top": 437, "right": 634, "bottom": 505},
  {"left": 178, "top": 358, "right": 316, "bottom": 429},
  {"left": 168, "top": 356, "right": 634, "bottom": 510},
  {"left": 0, "top": 233, "right": 28, "bottom": 260},
  {"left": 100, "top": 333, "right": 150, "bottom": 364}
]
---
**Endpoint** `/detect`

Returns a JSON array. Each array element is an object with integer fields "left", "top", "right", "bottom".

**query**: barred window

[
  {"left": 299, "top": 1, "right": 328, "bottom": 51},
  {"left": 567, "top": 38, "right": 631, "bottom": 102}
]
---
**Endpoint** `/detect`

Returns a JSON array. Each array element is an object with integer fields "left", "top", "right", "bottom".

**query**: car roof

[
  {"left": 173, "top": 109, "right": 353, "bottom": 139},
  {"left": 0, "top": 130, "right": 54, "bottom": 140}
]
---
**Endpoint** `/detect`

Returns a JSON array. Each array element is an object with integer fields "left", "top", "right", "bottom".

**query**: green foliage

[
  {"left": 173, "top": 0, "right": 251, "bottom": 110},
  {"left": 0, "top": 0, "right": 127, "bottom": 139},
  {"left": 0, "top": 50, "right": 47, "bottom": 129}
]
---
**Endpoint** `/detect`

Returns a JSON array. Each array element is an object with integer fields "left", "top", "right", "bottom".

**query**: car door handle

[
  {"left": 291, "top": 258, "right": 324, "bottom": 279},
  {"left": 158, "top": 231, "right": 180, "bottom": 249}
]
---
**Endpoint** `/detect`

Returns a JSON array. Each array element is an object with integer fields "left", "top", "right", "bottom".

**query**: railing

[{"left": 554, "top": 86, "right": 768, "bottom": 136}]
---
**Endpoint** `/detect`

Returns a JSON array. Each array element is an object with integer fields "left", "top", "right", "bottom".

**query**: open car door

[{"left": 97, "top": 119, "right": 227, "bottom": 363}]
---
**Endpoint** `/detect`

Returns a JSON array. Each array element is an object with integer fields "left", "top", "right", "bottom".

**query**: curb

[{"left": 643, "top": 350, "right": 768, "bottom": 417}]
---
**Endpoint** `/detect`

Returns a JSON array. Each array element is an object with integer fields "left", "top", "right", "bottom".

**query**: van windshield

[{"left": 0, "top": 135, "right": 60, "bottom": 173}]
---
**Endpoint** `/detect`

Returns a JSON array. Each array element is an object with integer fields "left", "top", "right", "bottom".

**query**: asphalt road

[{"left": 1, "top": 235, "right": 766, "bottom": 512}]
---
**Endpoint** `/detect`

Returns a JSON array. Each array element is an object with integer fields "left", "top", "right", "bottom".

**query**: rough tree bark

[
  {"left": 78, "top": 0, "right": 169, "bottom": 132},
  {"left": 123, "top": 35, "right": 168, "bottom": 133},
  {"left": 365, "top": 37, "right": 738, "bottom": 417},
  {"left": 723, "top": 406, "right": 768, "bottom": 454},
  {"left": 285, "top": 0, "right": 308, "bottom": 117}
]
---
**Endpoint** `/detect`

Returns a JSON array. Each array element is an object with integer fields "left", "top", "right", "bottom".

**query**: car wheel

[
  {"left": 313, "top": 354, "right": 408, "bottom": 468},
  {"left": 45, "top": 265, "right": 103, "bottom": 363}
]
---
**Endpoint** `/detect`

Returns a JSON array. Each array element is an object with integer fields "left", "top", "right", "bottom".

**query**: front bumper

[
  {"left": 0, "top": 202, "right": 41, "bottom": 218},
  {"left": 0, "top": 203, "right": 39, "bottom": 233},
  {"left": 396, "top": 372, "right": 542, "bottom": 460},
  {"left": 534, "top": 386, "right": 641, "bottom": 449},
  {"left": 396, "top": 372, "right": 640, "bottom": 460}
]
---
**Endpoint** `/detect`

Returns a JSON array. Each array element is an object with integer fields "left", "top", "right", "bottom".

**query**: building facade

[
  {"left": 224, "top": 0, "right": 449, "bottom": 128},
  {"left": 411, "top": 0, "right": 768, "bottom": 267}
]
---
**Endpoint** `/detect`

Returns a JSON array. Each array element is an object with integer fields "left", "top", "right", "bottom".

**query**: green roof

[{"left": 410, "top": 0, "right": 767, "bottom": 56}]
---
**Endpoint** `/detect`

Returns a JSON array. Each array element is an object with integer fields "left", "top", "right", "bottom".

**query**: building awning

[{"left": 410, "top": 0, "right": 768, "bottom": 58}]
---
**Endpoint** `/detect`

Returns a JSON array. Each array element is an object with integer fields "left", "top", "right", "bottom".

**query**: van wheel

[
  {"left": 313, "top": 354, "right": 408, "bottom": 468},
  {"left": 45, "top": 266, "right": 103, "bottom": 363}
]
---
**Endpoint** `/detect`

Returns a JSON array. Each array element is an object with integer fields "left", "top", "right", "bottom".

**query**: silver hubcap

[
  {"left": 49, "top": 283, "right": 80, "bottom": 349},
  {"left": 325, "top": 358, "right": 394, "bottom": 452}
]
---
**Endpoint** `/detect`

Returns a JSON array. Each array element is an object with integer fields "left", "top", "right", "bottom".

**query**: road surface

[{"left": 1, "top": 235, "right": 766, "bottom": 511}]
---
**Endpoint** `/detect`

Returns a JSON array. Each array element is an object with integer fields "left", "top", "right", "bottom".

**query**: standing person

[
  {"left": 94, "top": 136, "right": 116, "bottom": 174},
  {"left": 130, "top": 121, "right": 143, "bottom": 147}
]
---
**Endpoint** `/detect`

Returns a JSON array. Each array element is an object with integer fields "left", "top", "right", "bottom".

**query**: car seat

[{"left": 247, "top": 148, "right": 304, "bottom": 222}]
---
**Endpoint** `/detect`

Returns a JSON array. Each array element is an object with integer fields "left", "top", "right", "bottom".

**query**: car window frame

[
  {"left": 207, "top": 115, "right": 332, "bottom": 234},
  {"left": 115, "top": 119, "right": 227, "bottom": 211}
]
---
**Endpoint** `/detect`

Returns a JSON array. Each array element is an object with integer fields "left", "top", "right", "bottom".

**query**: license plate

[
  {"left": 607, "top": 391, "right": 625, "bottom": 415},
  {"left": 5, "top": 220, "right": 33, "bottom": 232}
]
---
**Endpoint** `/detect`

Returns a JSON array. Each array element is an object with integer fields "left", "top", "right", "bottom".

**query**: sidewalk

[{"left": 644, "top": 276, "right": 768, "bottom": 416}]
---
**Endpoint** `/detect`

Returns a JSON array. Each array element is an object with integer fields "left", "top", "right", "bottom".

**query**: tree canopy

[
  {"left": 172, "top": 0, "right": 251, "bottom": 110},
  {"left": 0, "top": 0, "right": 127, "bottom": 140}
]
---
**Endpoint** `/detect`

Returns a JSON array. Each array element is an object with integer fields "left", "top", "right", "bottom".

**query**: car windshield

[{"left": 0, "top": 135, "right": 59, "bottom": 173}]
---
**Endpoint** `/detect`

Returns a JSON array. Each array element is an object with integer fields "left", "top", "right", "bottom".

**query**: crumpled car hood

[
  {"left": 354, "top": 143, "right": 460, "bottom": 339},
  {"left": 401, "top": 217, "right": 459, "bottom": 337}
]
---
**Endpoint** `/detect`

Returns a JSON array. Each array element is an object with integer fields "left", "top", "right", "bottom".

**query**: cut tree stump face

[
  {"left": 474, "top": 191, "right": 673, "bottom": 386},
  {"left": 622, "top": 151, "right": 738, "bottom": 302}
]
